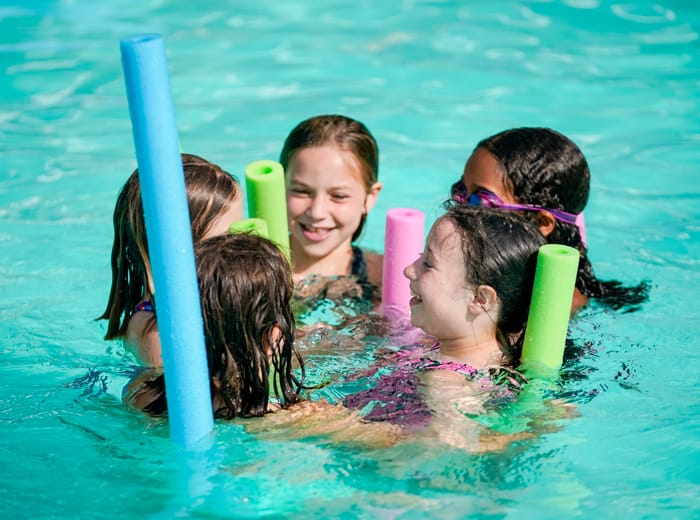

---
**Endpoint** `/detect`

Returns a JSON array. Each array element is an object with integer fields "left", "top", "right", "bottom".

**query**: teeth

[{"left": 302, "top": 223, "right": 329, "bottom": 233}]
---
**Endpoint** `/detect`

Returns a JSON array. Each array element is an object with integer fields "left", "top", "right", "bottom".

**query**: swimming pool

[{"left": 2, "top": 0, "right": 699, "bottom": 517}]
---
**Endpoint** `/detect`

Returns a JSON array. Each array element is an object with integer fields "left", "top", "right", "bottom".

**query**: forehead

[
  {"left": 288, "top": 145, "right": 366, "bottom": 186},
  {"left": 427, "top": 218, "right": 462, "bottom": 252},
  {"left": 462, "top": 148, "right": 509, "bottom": 197}
]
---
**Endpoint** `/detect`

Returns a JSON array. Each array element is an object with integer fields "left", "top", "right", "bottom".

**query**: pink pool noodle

[{"left": 381, "top": 208, "right": 425, "bottom": 311}]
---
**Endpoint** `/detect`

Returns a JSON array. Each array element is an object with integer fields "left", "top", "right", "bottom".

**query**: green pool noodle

[
  {"left": 228, "top": 217, "right": 269, "bottom": 239},
  {"left": 521, "top": 244, "right": 580, "bottom": 370},
  {"left": 244, "top": 160, "right": 290, "bottom": 259}
]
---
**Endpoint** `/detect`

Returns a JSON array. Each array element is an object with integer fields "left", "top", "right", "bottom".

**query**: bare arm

[{"left": 246, "top": 399, "right": 404, "bottom": 449}]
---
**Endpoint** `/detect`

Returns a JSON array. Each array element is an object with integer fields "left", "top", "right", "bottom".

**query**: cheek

[
  {"left": 342, "top": 198, "right": 367, "bottom": 223},
  {"left": 232, "top": 200, "right": 244, "bottom": 222},
  {"left": 286, "top": 196, "right": 307, "bottom": 217}
]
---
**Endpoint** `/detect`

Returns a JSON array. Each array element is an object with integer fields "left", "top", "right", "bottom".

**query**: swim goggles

[{"left": 450, "top": 181, "right": 579, "bottom": 226}]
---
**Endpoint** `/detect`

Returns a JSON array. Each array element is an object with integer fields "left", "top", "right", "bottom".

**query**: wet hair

[
  {"left": 129, "top": 233, "right": 304, "bottom": 419},
  {"left": 98, "top": 153, "right": 240, "bottom": 340},
  {"left": 201, "top": 233, "right": 303, "bottom": 417},
  {"left": 444, "top": 205, "right": 546, "bottom": 365},
  {"left": 448, "top": 127, "right": 649, "bottom": 311},
  {"left": 279, "top": 114, "right": 379, "bottom": 241}
]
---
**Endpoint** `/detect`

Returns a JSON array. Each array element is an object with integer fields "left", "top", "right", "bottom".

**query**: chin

[{"left": 300, "top": 242, "right": 335, "bottom": 259}]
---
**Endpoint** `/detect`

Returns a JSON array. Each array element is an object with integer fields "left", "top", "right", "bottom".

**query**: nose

[
  {"left": 307, "top": 194, "right": 328, "bottom": 219},
  {"left": 403, "top": 259, "right": 417, "bottom": 281}
]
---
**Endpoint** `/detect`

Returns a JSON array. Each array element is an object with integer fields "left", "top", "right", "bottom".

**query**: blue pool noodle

[{"left": 120, "top": 34, "right": 213, "bottom": 448}]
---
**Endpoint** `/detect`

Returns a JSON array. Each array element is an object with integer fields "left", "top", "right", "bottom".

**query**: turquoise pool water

[{"left": 2, "top": 0, "right": 699, "bottom": 517}]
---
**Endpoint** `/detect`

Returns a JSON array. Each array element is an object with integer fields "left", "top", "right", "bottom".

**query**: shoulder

[
  {"left": 123, "top": 367, "right": 166, "bottom": 414},
  {"left": 480, "top": 365, "right": 528, "bottom": 402},
  {"left": 571, "top": 288, "right": 589, "bottom": 314},
  {"left": 125, "top": 312, "right": 163, "bottom": 367}
]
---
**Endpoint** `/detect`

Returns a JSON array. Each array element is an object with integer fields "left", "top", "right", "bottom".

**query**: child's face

[
  {"left": 286, "top": 144, "right": 380, "bottom": 270},
  {"left": 403, "top": 218, "right": 474, "bottom": 340},
  {"left": 203, "top": 197, "right": 244, "bottom": 240},
  {"left": 460, "top": 148, "right": 518, "bottom": 204}
]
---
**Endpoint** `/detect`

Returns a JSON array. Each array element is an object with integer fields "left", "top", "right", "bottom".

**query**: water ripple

[{"left": 611, "top": 3, "right": 677, "bottom": 23}]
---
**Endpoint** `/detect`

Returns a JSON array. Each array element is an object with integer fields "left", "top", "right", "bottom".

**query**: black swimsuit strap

[
  {"left": 350, "top": 245, "right": 367, "bottom": 279},
  {"left": 350, "top": 246, "right": 375, "bottom": 300}
]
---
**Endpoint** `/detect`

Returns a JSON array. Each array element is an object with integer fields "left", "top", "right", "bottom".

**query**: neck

[
  {"left": 291, "top": 241, "right": 353, "bottom": 282},
  {"left": 437, "top": 336, "right": 503, "bottom": 370}
]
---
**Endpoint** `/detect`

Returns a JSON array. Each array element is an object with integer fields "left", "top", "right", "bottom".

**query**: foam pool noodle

[
  {"left": 381, "top": 208, "right": 425, "bottom": 317},
  {"left": 120, "top": 34, "right": 213, "bottom": 448},
  {"left": 521, "top": 244, "right": 580, "bottom": 371},
  {"left": 229, "top": 217, "right": 270, "bottom": 239},
  {"left": 244, "top": 160, "right": 290, "bottom": 260}
]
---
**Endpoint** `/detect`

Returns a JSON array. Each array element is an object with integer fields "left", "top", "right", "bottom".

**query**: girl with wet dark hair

[{"left": 125, "top": 233, "right": 304, "bottom": 418}]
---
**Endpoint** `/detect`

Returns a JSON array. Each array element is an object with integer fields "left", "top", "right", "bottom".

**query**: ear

[
  {"left": 536, "top": 210, "right": 556, "bottom": 238},
  {"left": 363, "top": 182, "right": 383, "bottom": 213},
  {"left": 468, "top": 285, "right": 499, "bottom": 314}
]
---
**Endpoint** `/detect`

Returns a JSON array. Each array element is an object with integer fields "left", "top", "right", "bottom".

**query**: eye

[
  {"left": 289, "top": 186, "right": 311, "bottom": 196},
  {"left": 331, "top": 192, "right": 350, "bottom": 201}
]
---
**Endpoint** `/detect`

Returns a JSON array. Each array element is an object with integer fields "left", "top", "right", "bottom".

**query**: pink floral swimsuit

[{"left": 343, "top": 342, "right": 525, "bottom": 430}]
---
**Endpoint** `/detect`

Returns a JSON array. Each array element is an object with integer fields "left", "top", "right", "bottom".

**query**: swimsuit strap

[
  {"left": 350, "top": 245, "right": 368, "bottom": 279},
  {"left": 350, "top": 245, "right": 376, "bottom": 300}
]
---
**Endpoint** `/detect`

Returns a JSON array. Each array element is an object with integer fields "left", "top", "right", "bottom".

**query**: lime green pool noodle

[
  {"left": 521, "top": 244, "right": 580, "bottom": 370},
  {"left": 228, "top": 217, "right": 269, "bottom": 239},
  {"left": 244, "top": 160, "right": 290, "bottom": 259}
]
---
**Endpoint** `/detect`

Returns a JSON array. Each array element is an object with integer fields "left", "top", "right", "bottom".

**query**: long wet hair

[
  {"left": 279, "top": 114, "right": 379, "bottom": 241},
  {"left": 449, "top": 127, "right": 649, "bottom": 311},
  {"left": 445, "top": 205, "right": 546, "bottom": 365},
  {"left": 130, "top": 233, "right": 304, "bottom": 419},
  {"left": 98, "top": 153, "right": 240, "bottom": 340}
]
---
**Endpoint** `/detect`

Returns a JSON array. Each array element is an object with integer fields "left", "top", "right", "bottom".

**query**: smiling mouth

[
  {"left": 409, "top": 291, "right": 422, "bottom": 305},
  {"left": 300, "top": 222, "right": 333, "bottom": 241}
]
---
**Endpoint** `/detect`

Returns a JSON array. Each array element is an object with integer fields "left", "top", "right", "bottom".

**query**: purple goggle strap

[
  {"left": 454, "top": 186, "right": 586, "bottom": 244},
  {"left": 474, "top": 191, "right": 579, "bottom": 226}
]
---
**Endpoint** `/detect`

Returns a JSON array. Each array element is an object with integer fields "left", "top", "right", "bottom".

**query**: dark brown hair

[{"left": 129, "top": 233, "right": 304, "bottom": 419}]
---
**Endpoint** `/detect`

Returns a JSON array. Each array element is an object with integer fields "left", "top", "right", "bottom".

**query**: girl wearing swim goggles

[
  {"left": 450, "top": 181, "right": 580, "bottom": 227},
  {"left": 447, "top": 127, "right": 649, "bottom": 313}
]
